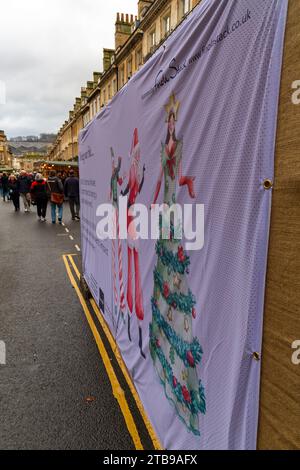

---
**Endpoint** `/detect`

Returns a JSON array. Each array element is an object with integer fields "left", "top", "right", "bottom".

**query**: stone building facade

[
  {"left": 0, "top": 130, "right": 13, "bottom": 170},
  {"left": 48, "top": 0, "right": 201, "bottom": 162}
]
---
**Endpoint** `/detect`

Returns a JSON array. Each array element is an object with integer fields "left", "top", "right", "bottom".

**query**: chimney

[
  {"left": 81, "top": 88, "right": 87, "bottom": 103},
  {"left": 87, "top": 81, "right": 94, "bottom": 88},
  {"left": 93, "top": 71, "right": 102, "bottom": 84},
  {"left": 115, "top": 11, "right": 134, "bottom": 50},
  {"left": 74, "top": 97, "right": 81, "bottom": 111},
  {"left": 103, "top": 48, "right": 115, "bottom": 72},
  {"left": 138, "top": 1, "right": 153, "bottom": 20}
]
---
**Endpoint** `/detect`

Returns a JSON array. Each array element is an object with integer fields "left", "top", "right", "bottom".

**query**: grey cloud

[{"left": 0, "top": 0, "right": 137, "bottom": 137}]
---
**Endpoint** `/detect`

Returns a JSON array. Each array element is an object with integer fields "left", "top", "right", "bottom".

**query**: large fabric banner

[{"left": 79, "top": 0, "right": 288, "bottom": 450}]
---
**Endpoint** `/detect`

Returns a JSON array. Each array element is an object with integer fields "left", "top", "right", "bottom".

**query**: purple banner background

[{"left": 79, "top": 0, "right": 288, "bottom": 450}]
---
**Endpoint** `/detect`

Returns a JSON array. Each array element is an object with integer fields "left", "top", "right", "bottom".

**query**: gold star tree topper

[{"left": 165, "top": 93, "right": 180, "bottom": 122}]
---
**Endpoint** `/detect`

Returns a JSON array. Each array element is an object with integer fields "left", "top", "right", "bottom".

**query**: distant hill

[
  {"left": 9, "top": 134, "right": 56, "bottom": 143},
  {"left": 8, "top": 141, "right": 53, "bottom": 156}
]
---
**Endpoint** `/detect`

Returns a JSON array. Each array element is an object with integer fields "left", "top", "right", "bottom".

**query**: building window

[
  {"left": 179, "top": 0, "right": 190, "bottom": 18},
  {"left": 148, "top": 28, "right": 156, "bottom": 53},
  {"left": 83, "top": 112, "right": 90, "bottom": 127},
  {"left": 127, "top": 56, "right": 132, "bottom": 79},
  {"left": 136, "top": 48, "right": 143, "bottom": 69},
  {"left": 108, "top": 84, "right": 111, "bottom": 100},
  {"left": 119, "top": 64, "right": 125, "bottom": 86},
  {"left": 162, "top": 12, "right": 171, "bottom": 37},
  {"left": 103, "top": 89, "right": 106, "bottom": 105},
  {"left": 113, "top": 78, "right": 117, "bottom": 94}
]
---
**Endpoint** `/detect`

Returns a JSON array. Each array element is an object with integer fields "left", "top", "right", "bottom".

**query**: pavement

[{"left": 0, "top": 199, "right": 154, "bottom": 450}]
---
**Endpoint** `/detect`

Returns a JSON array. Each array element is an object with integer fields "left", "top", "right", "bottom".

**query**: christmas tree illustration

[{"left": 149, "top": 93, "right": 206, "bottom": 436}]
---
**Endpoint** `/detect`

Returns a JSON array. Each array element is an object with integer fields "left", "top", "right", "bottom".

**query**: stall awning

[{"left": 41, "top": 161, "right": 78, "bottom": 168}]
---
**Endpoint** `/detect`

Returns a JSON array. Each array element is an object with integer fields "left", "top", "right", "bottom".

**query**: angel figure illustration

[
  {"left": 110, "top": 148, "right": 126, "bottom": 326},
  {"left": 149, "top": 93, "right": 206, "bottom": 435}
]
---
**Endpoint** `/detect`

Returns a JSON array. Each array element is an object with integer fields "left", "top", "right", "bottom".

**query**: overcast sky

[{"left": 0, "top": 0, "right": 137, "bottom": 138}]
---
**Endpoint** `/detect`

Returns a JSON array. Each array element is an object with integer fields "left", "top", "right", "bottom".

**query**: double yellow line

[{"left": 62, "top": 254, "right": 162, "bottom": 451}]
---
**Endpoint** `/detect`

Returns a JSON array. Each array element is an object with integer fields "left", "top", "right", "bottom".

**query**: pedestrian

[
  {"left": 18, "top": 170, "right": 32, "bottom": 212},
  {"left": 64, "top": 169, "right": 80, "bottom": 220},
  {"left": 30, "top": 173, "right": 48, "bottom": 222},
  {"left": 47, "top": 170, "right": 64, "bottom": 224},
  {"left": 8, "top": 174, "right": 20, "bottom": 211},
  {"left": 1, "top": 173, "right": 9, "bottom": 202},
  {"left": 61, "top": 172, "right": 67, "bottom": 187}
]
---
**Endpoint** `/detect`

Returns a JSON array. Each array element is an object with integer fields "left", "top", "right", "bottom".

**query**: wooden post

[{"left": 258, "top": 0, "right": 300, "bottom": 450}]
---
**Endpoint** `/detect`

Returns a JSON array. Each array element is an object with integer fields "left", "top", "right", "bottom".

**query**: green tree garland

[
  {"left": 150, "top": 325, "right": 206, "bottom": 418},
  {"left": 154, "top": 268, "right": 196, "bottom": 315},
  {"left": 155, "top": 240, "right": 190, "bottom": 275},
  {"left": 151, "top": 298, "right": 203, "bottom": 368}
]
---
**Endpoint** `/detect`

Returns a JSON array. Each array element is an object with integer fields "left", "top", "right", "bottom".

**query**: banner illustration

[{"left": 79, "top": 0, "right": 288, "bottom": 450}]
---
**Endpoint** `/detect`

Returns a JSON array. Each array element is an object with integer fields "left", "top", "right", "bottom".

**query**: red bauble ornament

[
  {"left": 163, "top": 282, "right": 170, "bottom": 298},
  {"left": 186, "top": 351, "right": 195, "bottom": 367},
  {"left": 172, "top": 376, "right": 178, "bottom": 388},
  {"left": 156, "top": 338, "right": 161, "bottom": 348},
  {"left": 178, "top": 246, "right": 185, "bottom": 263},
  {"left": 182, "top": 385, "right": 191, "bottom": 403},
  {"left": 192, "top": 307, "right": 196, "bottom": 319}
]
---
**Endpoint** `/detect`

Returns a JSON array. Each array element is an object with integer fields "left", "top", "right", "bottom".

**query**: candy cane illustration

[{"left": 110, "top": 148, "right": 126, "bottom": 328}]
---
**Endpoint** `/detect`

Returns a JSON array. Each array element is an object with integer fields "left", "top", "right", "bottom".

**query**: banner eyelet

[
  {"left": 252, "top": 352, "right": 261, "bottom": 361},
  {"left": 263, "top": 179, "right": 273, "bottom": 190}
]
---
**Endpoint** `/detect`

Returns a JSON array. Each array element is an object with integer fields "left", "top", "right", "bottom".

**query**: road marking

[
  {"left": 69, "top": 235, "right": 74, "bottom": 241},
  {"left": 0, "top": 341, "right": 6, "bottom": 365},
  {"left": 67, "top": 255, "right": 81, "bottom": 280},
  {"left": 75, "top": 245, "right": 81, "bottom": 252},
  {"left": 65, "top": 228, "right": 70, "bottom": 233},
  {"left": 62, "top": 255, "right": 143, "bottom": 450},
  {"left": 62, "top": 222, "right": 65, "bottom": 227},
  {"left": 68, "top": 254, "right": 162, "bottom": 450},
  {"left": 90, "top": 299, "right": 163, "bottom": 450}
]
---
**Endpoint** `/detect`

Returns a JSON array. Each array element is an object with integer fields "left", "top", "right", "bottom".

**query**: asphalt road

[{"left": 0, "top": 199, "right": 137, "bottom": 450}]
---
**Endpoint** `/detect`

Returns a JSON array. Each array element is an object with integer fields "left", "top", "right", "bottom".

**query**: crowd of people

[{"left": 0, "top": 169, "right": 80, "bottom": 224}]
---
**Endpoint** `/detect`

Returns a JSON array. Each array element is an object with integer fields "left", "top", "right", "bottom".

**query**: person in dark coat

[
  {"left": 64, "top": 170, "right": 80, "bottom": 220},
  {"left": 47, "top": 170, "right": 64, "bottom": 224},
  {"left": 8, "top": 174, "right": 20, "bottom": 211},
  {"left": 1, "top": 173, "right": 9, "bottom": 202},
  {"left": 61, "top": 172, "right": 67, "bottom": 187},
  {"left": 17, "top": 170, "right": 32, "bottom": 212},
  {"left": 30, "top": 173, "right": 48, "bottom": 222}
]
